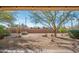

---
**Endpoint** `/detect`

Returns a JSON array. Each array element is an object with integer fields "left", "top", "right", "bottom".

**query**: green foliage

[
  {"left": 0, "top": 11, "right": 15, "bottom": 24},
  {"left": 0, "top": 25, "right": 5, "bottom": 39},
  {"left": 0, "top": 25, "right": 10, "bottom": 39},
  {"left": 59, "top": 27, "right": 67, "bottom": 33},
  {"left": 30, "top": 11, "right": 72, "bottom": 37},
  {"left": 68, "top": 30, "right": 79, "bottom": 39}
]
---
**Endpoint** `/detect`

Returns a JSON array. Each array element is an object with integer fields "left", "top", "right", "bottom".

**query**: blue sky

[
  {"left": 12, "top": 10, "right": 44, "bottom": 27},
  {"left": 2, "top": 10, "right": 78, "bottom": 28},
  {"left": 13, "top": 10, "right": 79, "bottom": 27}
]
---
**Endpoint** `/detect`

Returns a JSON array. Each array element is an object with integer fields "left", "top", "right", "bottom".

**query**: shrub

[
  {"left": 21, "top": 32, "right": 28, "bottom": 35},
  {"left": 68, "top": 30, "right": 79, "bottom": 39},
  {"left": 0, "top": 25, "right": 5, "bottom": 39},
  {"left": 59, "top": 27, "right": 67, "bottom": 33},
  {"left": 0, "top": 25, "right": 10, "bottom": 39}
]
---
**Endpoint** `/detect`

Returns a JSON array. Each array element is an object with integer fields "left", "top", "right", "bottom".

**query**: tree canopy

[
  {"left": 30, "top": 11, "right": 72, "bottom": 37},
  {"left": 0, "top": 11, "right": 15, "bottom": 25}
]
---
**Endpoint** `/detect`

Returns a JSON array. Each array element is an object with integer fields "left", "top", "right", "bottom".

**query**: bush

[
  {"left": 68, "top": 30, "right": 79, "bottom": 39},
  {"left": 21, "top": 32, "right": 28, "bottom": 35},
  {"left": 0, "top": 25, "right": 5, "bottom": 39},
  {"left": 0, "top": 25, "right": 10, "bottom": 39},
  {"left": 59, "top": 27, "right": 67, "bottom": 33}
]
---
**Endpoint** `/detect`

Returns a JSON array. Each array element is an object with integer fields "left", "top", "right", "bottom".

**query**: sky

[
  {"left": 1, "top": 10, "right": 78, "bottom": 28},
  {"left": 12, "top": 10, "right": 44, "bottom": 28}
]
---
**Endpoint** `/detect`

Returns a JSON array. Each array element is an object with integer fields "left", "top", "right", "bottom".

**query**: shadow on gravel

[{"left": 56, "top": 37, "right": 74, "bottom": 41}]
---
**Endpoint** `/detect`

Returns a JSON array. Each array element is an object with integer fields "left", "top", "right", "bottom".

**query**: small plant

[
  {"left": 59, "top": 27, "right": 67, "bottom": 33},
  {"left": 68, "top": 30, "right": 79, "bottom": 39},
  {"left": 21, "top": 32, "right": 28, "bottom": 35},
  {"left": 0, "top": 25, "right": 5, "bottom": 39}
]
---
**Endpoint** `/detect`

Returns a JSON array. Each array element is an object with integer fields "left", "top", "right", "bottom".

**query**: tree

[
  {"left": 72, "top": 11, "right": 79, "bottom": 29},
  {"left": 0, "top": 11, "right": 16, "bottom": 38},
  {"left": 30, "top": 11, "right": 72, "bottom": 37},
  {"left": 0, "top": 11, "right": 15, "bottom": 26}
]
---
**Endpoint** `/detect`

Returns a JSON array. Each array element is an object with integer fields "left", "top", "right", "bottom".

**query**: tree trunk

[
  {"left": 53, "top": 27, "right": 57, "bottom": 37},
  {"left": 54, "top": 29, "right": 57, "bottom": 37},
  {"left": 53, "top": 25, "right": 57, "bottom": 37}
]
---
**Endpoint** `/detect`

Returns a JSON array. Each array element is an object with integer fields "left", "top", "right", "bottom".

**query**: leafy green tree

[
  {"left": 0, "top": 11, "right": 16, "bottom": 38},
  {"left": 30, "top": 11, "right": 71, "bottom": 37},
  {"left": 0, "top": 11, "right": 15, "bottom": 25}
]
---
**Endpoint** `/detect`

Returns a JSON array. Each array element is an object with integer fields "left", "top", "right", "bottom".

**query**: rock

[
  {"left": 21, "top": 31, "right": 28, "bottom": 35},
  {"left": 42, "top": 34, "right": 47, "bottom": 37}
]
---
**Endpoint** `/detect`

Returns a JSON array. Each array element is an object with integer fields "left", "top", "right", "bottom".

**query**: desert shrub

[
  {"left": 0, "top": 25, "right": 5, "bottom": 39},
  {"left": 0, "top": 25, "right": 10, "bottom": 39},
  {"left": 59, "top": 27, "right": 67, "bottom": 33},
  {"left": 68, "top": 30, "right": 79, "bottom": 39},
  {"left": 21, "top": 32, "right": 28, "bottom": 35}
]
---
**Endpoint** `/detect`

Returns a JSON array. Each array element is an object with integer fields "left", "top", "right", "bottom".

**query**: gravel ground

[{"left": 0, "top": 33, "right": 78, "bottom": 53}]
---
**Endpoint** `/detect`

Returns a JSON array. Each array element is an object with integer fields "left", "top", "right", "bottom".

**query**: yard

[
  {"left": 0, "top": 10, "right": 79, "bottom": 53},
  {"left": 0, "top": 33, "right": 79, "bottom": 53}
]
